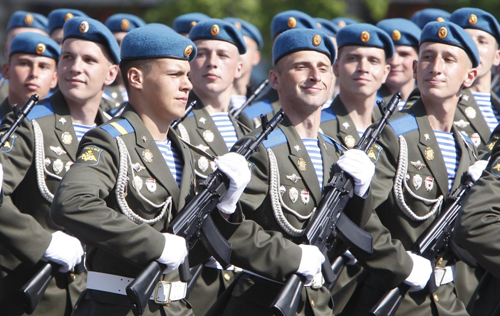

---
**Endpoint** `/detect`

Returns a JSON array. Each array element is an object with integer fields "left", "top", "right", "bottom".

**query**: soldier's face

[
  {"left": 465, "top": 28, "right": 500, "bottom": 80},
  {"left": 190, "top": 39, "right": 242, "bottom": 96},
  {"left": 334, "top": 46, "right": 390, "bottom": 98},
  {"left": 386, "top": 46, "right": 418, "bottom": 89},
  {"left": 58, "top": 39, "right": 118, "bottom": 105},
  {"left": 50, "top": 28, "right": 64, "bottom": 47},
  {"left": 238, "top": 36, "right": 261, "bottom": 78},
  {"left": 3, "top": 53, "right": 57, "bottom": 104},
  {"left": 270, "top": 50, "right": 333, "bottom": 110},
  {"left": 415, "top": 42, "right": 477, "bottom": 100}
]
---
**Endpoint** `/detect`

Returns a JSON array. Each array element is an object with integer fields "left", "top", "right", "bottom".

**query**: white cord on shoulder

[
  {"left": 268, "top": 148, "right": 314, "bottom": 237},
  {"left": 115, "top": 137, "right": 172, "bottom": 225},
  {"left": 393, "top": 135, "right": 443, "bottom": 221},
  {"left": 33, "top": 120, "right": 60, "bottom": 203}
]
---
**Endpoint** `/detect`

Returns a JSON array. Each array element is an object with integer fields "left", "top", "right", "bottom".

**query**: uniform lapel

[
  {"left": 330, "top": 97, "right": 359, "bottom": 148},
  {"left": 450, "top": 126, "right": 475, "bottom": 193},
  {"left": 192, "top": 101, "right": 229, "bottom": 157},
  {"left": 50, "top": 91, "right": 78, "bottom": 161},
  {"left": 169, "top": 127, "right": 194, "bottom": 211},
  {"left": 318, "top": 133, "right": 336, "bottom": 191},
  {"left": 456, "top": 89, "right": 491, "bottom": 142}
]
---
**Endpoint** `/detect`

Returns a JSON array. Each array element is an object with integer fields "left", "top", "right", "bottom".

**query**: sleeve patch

[
  {"left": 77, "top": 146, "right": 103, "bottom": 166},
  {"left": 486, "top": 134, "right": 500, "bottom": 151},
  {"left": 368, "top": 143, "right": 383, "bottom": 163},
  {"left": 490, "top": 157, "right": 500, "bottom": 178},
  {"left": 0, "top": 134, "right": 17, "bottom": 152}
]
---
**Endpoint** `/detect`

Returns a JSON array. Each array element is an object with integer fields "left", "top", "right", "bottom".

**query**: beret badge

[
  {"left": 211, "top": 24, "right": 220, "bottom": 36},
  {"left": 287, "top": 17, "right": 297, "bottom": 28},
  {"left": 36, "top": 43, "right": 46, "bottom": 55},
  {"left": 438, "top": 26, "right": 448, "bottom": 39},
  {"left": 65, "top": 13, "right": 74, "bottom": 22},
  {"left": 437, "top": 17, "right": 445, "bottom": 22},
  {"left": 392, "top": 30, "right": 401, "bottom": 41},
  {"left": 361, "top": 31, "right": 370, "bottom": 43},
  {"left": 338, "top": 20, "right": 346, "bottom": 28},
  {"left": 233, "top": 21, "right": 242, "bottom": 30},
  {"left": 312, "top": 34, "right": 322, "bottom": 46},
  {"left": 79, "top": 21, "right": 90, "bottom": 33},
  {"left": 25, "top": 14, "right": 34, "bottom": 25},
  {"left": 121, "top": 19, "right": 130, "bottom": 31},
  {"left": 184, "top": 45, "right": 193, "bottom": 57},
  {"left": 190, "top": 21, "right": 197, "bottom": 29},
  {"left": 468, "top": 14, "right": 478, "bottom": 26}
]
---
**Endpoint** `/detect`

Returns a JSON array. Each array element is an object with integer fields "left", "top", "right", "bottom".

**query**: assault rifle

[
  {"left": 230, "top": 79, "right": 269, "bottom": 119},
  {"left": 171, "top": 100, "right": 196, "bottom": 130},
  {"left": 271, "top": 92, "right": 401, "bottom": 316},
  {"left": 369, "top": 177, "right": 475, "bottom": 316},
  {"left": 0, "top": 94, "right": 38, "bottom": 148},
  {"left": 126, "top": 109, "right": 286, "bottom": 316}
]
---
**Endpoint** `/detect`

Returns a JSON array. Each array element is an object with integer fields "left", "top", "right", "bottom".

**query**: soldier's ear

[
  {"left": 127, "top": 67, "right": 143, "bottom": 90},
  {"left": 234, "top": 60, "right": 243, "bottom": 80},
  {"left": 463, "top": 68, "right": 478, "bottom": 88},
  {"left": 493, "top": 48, "right": 500, "bottom": 67},
  {"left": 104, "top": 64, "right": 119, "bottom": 86},
  {"left": 1, "top": 63, "right": 10, "bottom": 79},
  {"left": 412, "top": 59, "right": 418, "bottom": 80},
  {"left": 269, "top": 69, "right": 279, "bottom": 90}
]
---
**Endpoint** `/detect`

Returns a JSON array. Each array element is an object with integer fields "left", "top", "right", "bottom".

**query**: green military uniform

[
  {"left": 0, "top": 90, "right": 107, "bottom": 315},
  {"left": 102, "top": 83, "right": 126, "bottom": 115},
  {"left": 341, "top": 100, "right": 476, "bottom": 316},
  {"left": 378, "top": 84, "right": 393, "bottom": 105},
  {"left": 217, "top": 116, "right": 374, "bottom": 316}
]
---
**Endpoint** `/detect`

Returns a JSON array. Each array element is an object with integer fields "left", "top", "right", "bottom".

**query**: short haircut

[{"left": 119, "top": 58, "right": 155, "bottom": 91}]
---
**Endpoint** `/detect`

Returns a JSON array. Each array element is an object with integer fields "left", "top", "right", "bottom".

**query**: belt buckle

[
  {"left": 434, "top": 267, "right": 446, "bottom": 287},
  {"left": 154, "top": 281, "right": 172, "bottom": 305}
]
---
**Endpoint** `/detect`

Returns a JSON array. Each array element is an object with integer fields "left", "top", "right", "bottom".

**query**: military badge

[
  {"left": 469, "top": 14, "right": 478, "bottom": 25},
  {"left": 25, "top": 14, "right": 34, "bottom": 25},
  {"left": 491, "top": 158, "right": 500, "bottom": 178},
  {"left": 45, "top": 157, "right": 51, "bottom": 168},
  {"left": 312, "top": 34, "right": 322, "bottom": 46},
  {"left": 287, "top": 17, "right": 297, "bottom": 28},
  {"left": 121, "top": 19, "right": 130, "bottom": 31},
  {"left": 50, "top": 146, "right": 67, "bottom": 156},
  {"left": 53, "top": 159, "right": 64, "bottom": 175},
  {"left": 294, "top": 145, "right": 301, "bottom": 152},
  {"left": 465, "top": 107, "right": 476, "bottom": 119},
  {"left": 289, "top": 187, "right": 299, "bottom": 203},
  {"left": 134, "top": 176, "right": 143, "bottom": 191},
  {"left": 199, "top": 117, "right": 206, "bottom": 124},
  {"left": 141, "top": 136, "right": 148, "bottom": 142},
  {"left": 286, "top": 174, "right": 302, "bottom": 183},
  {"left": 132, "top": 162, "right": 146, "bottom": 173},
  {"left": 425, "top": 176, "right": 434, "bottom": 191},
  {"left": 59, "top": 118, "right": 66, "bottom": 125},
  {"left": 337, "top": 20, "right": 346, "bottom": 28},
  {"left": 424, "top": 134, "right": 430, "bottom": 141},
  {"left": 367, "top": 144, "right": 383, "bottom": 163},
  {"left": 360, "top": 31, "right": 370, "bottom": 43},
  {"left": 454, "top": 120, "right": 470, "bottom": 129},
  {"left": 437, "top": 17, "right": 445, "bottom": 22},
  {"left": 61, "top": 132, "right": 73, "bottom": 145},
  {"left": 190, "top": 21, "right": 197, "bottom": 29},
  {"left": 184, "top": 45, "right": 193, "bottom": 57},
  {"left": 210, "top": 161, "right": 217, "bottom": 172},
  {"left": 196, "top": 144, "right": 209, "bottom": 152},
  {"left": 198, "top": 156, "right": 209, "bottom": 172},
  {"left": 142, "top": 149, "right": 153, "bottom": 163},
  {"left": 470, "top": 133, "right": 481, "bottom": 147},
  {"left": 0, "top": 134, "right": 16, "bottom": 152},
  {"left": 345, "top": 135, "right": 356, "bottom": 149},
  {"left": 77, "top": 146, "right": 103, "bottom": 166},
  {"left": 297, "top": 158, "right": 307, "bottom": 172},
  {"left": 64, "top": 13, "right": 73, "bottom": 22},
  {"left": 486, "top": 135, "right": 500, "bottom": 151},
  {"left": 280, "top": 185, "right": 286, "bottom": 197},
  {"left": 438, "top": 26, "right": 447, "bottom": 39},
  {"left": 36, "top": 43, "right": 45, "bottom": 55},
  {"left": 392, "top": 30, "right": 401, "bottom": 41},
  {"left": 413, "top": 174, "right": 422, "bottom": 190},
  {"left": 425, "top": 147, "right": 435, "bottom": 161},
  {"left": 146, "top": 178, "right": 157, "bottom": 193},
  {"left": 342, "top": 122, "right": 350, "bottom": 129},
  {"left": 203, "top": 130, "right": 214, "bottom": 143},
  {"left": 79, "top": 21, "right": 90, "bottom": 33},
  {"left": 211, "top": 24, "right": 220, "bottom": 36},
  {"left": 405, "top": 173, "right": 410, "bottom": 181},
  {"left": 462, "top": 95, "right": 469, "bottom": 101},
  {"left": 65, "top": 161, "right": 74, "bottom": 172},
  {"left": 411, "top": 160, "right": 426, "bottom": 170},
  {"left": 300, "top": 190, "right": 310, "bottom": 205}
]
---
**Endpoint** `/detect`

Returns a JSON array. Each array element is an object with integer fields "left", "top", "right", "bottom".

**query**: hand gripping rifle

[
  {"left": 369, "top": 176, "right": 476, "bottom": 316},
  {"left": 0, "top": 94, "right": 38, "bottom": 148},
  {"left": 170, "top": 100, "right": 196, "bottom": 130},
  {"left": 271, "top": 92, "right": 401, "bottom": 316},
  {"left": 126, "top": 109, "right": 286, "bottom": 316},
  {"left": 230, "top": 79, "right": 269, "bottom": 120}
]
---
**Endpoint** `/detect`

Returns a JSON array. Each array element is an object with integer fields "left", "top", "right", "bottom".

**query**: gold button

[
  {"left": 70, "top": 273, "right": 76, "bottom": 280},
  {"left": 360, "top": 31, "right": 370, "bottom": 43},
  {"left": 211, "top": 24, "right": 220, "bottom": 36},
  {"left": 224, "top": 273, "right": 231, "bottom": 281},
  {"left": 310, "top": 299, "right": 315, "bottom": 307},
  {"left": 288, "top": 17, "right": 297, "bottom": 28},
  {"left": 437, "top": 257, "right": 443, "bottom": 265},
  {"left": 438, "top": 27, "right": 447, "bottom": 39},
  {"left": 433, "top": 294, "right": 439, "bottom": 302}
]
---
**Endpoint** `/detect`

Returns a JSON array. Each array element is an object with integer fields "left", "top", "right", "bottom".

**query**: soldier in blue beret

[
  {"left": 411, "top": 8, "right": 451, "bottom": 29},
  {"left": 48, "top": 8, "right": 88, "bottom": 46},
  {"left": 223, "top": 17, "right": 263, "bottom": 112},
  {"left": 339, "top": 21, "right": 481, "bottom": 316},
  {"left": 0, "top": 33, "right": 59, "bottom": 121},
  {"left": 173, "top": 12, "right": 210, "bottom": 37},
  {"left": 377, "top": 18, "right": 421, "bottom": 109},
  {"left": 316, "top": 18, "right": 340, "bottom": 102},
  {"left": 331, "top": 16, "right": 358, "bottom": 29},
  {"left": 0, "top": 16, "right": 120, "bottom": 315}
]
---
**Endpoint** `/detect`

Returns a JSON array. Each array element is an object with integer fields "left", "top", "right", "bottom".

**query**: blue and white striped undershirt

[
  {"left": 73, "top": 123, "right": 96, "bottom": 143},
  {"left": 230, "top": 95, "right": 247, "bottom": 110},
  {"left": 156, "top": 138, "right": 183, "bottom": 187},
  {"left": 357, "top": 130, "right": 364, "bottom": 139},
  {"left": 472, "top": 92, "right": 500, "bottom": 132},
  {"left": 397, "top": 100, "right": 406, "bottom": 111},
  {"left": 434, "top": 130, "right": 459, "bottom": 191},
  {"left": 302, "top": 138, "right": 324, "bottom": 189},
  {"left": 211, "top": 112, "right": 238, "bottom": 151}
]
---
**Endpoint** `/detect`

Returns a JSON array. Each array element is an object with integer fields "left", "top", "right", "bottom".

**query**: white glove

[
  {"left": 467, "top": 160, "right": 488, "bottom": 182},
  {"left": 404, "top": 251, "right": 433, "bottom": 291},
  {"left": 337, "top": 149, "right": 375, "bottom": 197},
  {"left": 43, "top": 231, "right": 84, "bottom": 273},
  {"left": 216, "top": 152, "right": 251, "bottom": 214},
  {"left": 296, "top": 245, "right": 325, "bottom": 283},
  {"left": 342, "top": 250, "right": 358, "bottom": 266},
  {"left": 158, "top": 233, "right": 188, "bottom": 274}
]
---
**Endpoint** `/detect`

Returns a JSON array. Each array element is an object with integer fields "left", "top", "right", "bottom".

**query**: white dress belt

[{"left": 434, "top": 265, "right": 455, "bottom": 287}]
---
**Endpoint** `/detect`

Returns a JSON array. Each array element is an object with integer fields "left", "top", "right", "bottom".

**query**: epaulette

[
  {"left": 320, "top": 107, "right": 337, "bottom": 123},
  {"left": 27, "top": 102, "right": 55, "bottom": 121},
  {"left": 243, "top": 99, "right": 273, "bottom": 120},
  {"left": 319, "top": 132, "right": 343, "bottom": 151},
  {"left": 263, "top": 128, "right": 287, "bottom": 149},
  {"left": 388, "top": 114, "right": 418, "bottom": 137},
  {"left": 101, "top": 119, "right": 135, "bottom": 138}
]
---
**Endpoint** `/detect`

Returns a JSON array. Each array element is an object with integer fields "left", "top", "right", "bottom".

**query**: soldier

[
  {"left": 0, "top": 33, "right": 59, "bottom": 121},
  {"left": 47, "top": 8, "right": 88, "bottom": 46},
  {"left": 51, "top": 24, "right": 325, "bottom": 316},
  {"left": 315, "top": 17, "right": 339, "bottom": 102},
  {"left": 320, "top": 23, "right": 393, "bottom": 149},
  {"left": 411, "top": 8, "right": 451, "bottom": 29},
  {"left": 0, "top": 16, "right": 120, "bottom": 315},
  {"left": 173, "top": 12, "right": 210, "bottom": 37},
  {"left": 214, "top": 28, "right": 375, "bottom": 316},
  {"left": 339, "top": 21, "right": 484, "bottom": 316},
  {"left": 376, "top": 18, "right": 421, "bottom": 109}
]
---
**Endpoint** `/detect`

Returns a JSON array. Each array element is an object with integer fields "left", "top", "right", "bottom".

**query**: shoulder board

[
  {"left": 27, "top": 102, "right": 55, "bottom": 121},
  {"left": 263, "top": 128, "right": 287, "bottom": 149},
  {"left": 388, "top": 114, "right": 418, "bottom": 137},
  {"left": 320, "top": 107, "right": 337, "bottom": 123},
  {"left": 319, "top": 132, "right": 342, "bottom": 151},
  {"left": 243, "top": 100, "right": 273, "bottom": 120},
  {"left": 100, "top": 119, "right": 135, "bottom": 138}
]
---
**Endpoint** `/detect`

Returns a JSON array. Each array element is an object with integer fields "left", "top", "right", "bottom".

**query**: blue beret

[
  {"left": 105, "top": 14, "right": 146, "bottom": 33},
  {"left": 9, "top": 32, "right": 60, "bottom": 60},
  {"left": 331, "top": 17, "right": 358, "bottom": 29},
  {"left": 411, "top": 8, "right": 450, "bottom": 29},
  {"left": 420, "top": 21, "right": 480, "bottom": 68},
  {"left": 48, "top": 9, "right": 88, "bottom": 34},
  {"left": 337, "top": 23, "right": 395, "bottom": 59},
  {"left": 450, "top": 8, "right": 500, "bottom": 44},
  {"left": 190, "top": 19, "right": 247, "bottom": 54},
  {"left": 223, "top": 17, "right": 263, "bottom": 50},
  {"left": 271, "top": 10, "right": 319, "bottom": 40},
  {"left": 273, "top": 29, "right": 336, "bottom": 65},
  {"left": 7, "top": 11, "right": 48, "bottom": 34},
  {"left": 148, "top": 23, "right": 174, "bottom": 31},
  {"left": 377, "top": 18, "right": 421, "bottom": 47},
  {"left": 121, "top": 24, "right": 197, "bottom": 62},
  {"left": 173, "top": 13, "right": 210, "bottom": 34},
  {"left": 315, "top": 18, "right": 339, "bottom": 37},
  {"left": 63, "top": 17, "right": 121, "bottom": 65}
]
